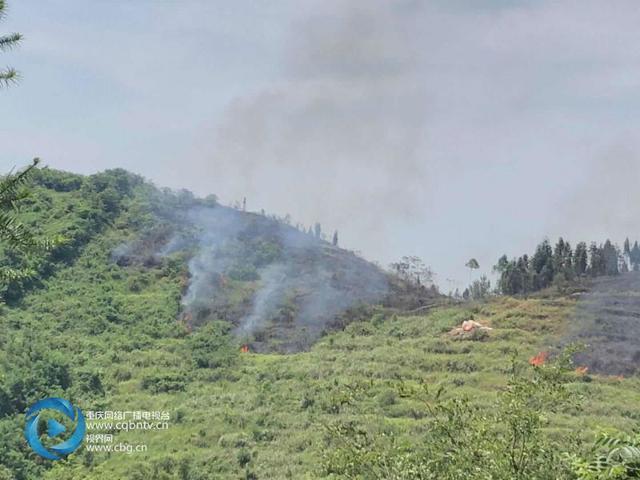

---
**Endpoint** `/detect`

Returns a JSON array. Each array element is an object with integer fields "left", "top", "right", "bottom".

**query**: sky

[{"left": 2, "top": 0, "right": 640, "bottom": 290}]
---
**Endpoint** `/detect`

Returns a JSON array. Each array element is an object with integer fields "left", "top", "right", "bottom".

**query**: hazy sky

[{"left": 2, "top": 0, "right": 640, "bottom": 289}]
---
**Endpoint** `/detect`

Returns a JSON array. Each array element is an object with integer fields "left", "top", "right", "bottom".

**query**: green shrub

[
  {"left": 141, "top": 372, "right": 187, "bottom": 393},
  {"left": 188, "top": 321, "right": 237, "bottom": 369}
]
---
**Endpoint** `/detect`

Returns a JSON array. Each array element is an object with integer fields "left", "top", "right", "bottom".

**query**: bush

[
  {"left": 188, "top": 321, "right": 237, "bottom": 370},
  {"left": 141, "top": 372, "right": 187, "bottom": 393},
  {"left": 324, "top": 349, "right": 583, "bottom": 479}
]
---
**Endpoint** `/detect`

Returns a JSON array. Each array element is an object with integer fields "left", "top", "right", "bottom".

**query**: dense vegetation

[
  {"left": 2, "top": 3, "right": 638, "bottom": 478},
  {"left": 494, "top": 237, "right": 640, "bottom": 296},
  {"left": 0, "top": 168, "right": 637, "bottom": 479}
]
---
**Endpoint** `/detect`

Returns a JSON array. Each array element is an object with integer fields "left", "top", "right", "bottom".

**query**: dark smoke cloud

[{"left": 205, "top": 0, "right": 433, "bottom": 252}]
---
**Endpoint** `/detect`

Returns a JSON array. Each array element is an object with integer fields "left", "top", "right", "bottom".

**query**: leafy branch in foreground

[
  {"left": 0, "top": 159, "right": 63, "bottom": 286},
  {"left": 570, "top": 430, "right": 640, "bottom": 479}
]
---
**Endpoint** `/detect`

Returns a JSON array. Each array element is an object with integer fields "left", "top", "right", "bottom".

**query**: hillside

[
  {"left": 567, "top": 272, "right": 640, "bottom": 376},
  {"left": 0, "top": 168, "right": 429, "bottom": 351},
  {"left": 0, "top": 168, "right": 639, "bottom": 480}
]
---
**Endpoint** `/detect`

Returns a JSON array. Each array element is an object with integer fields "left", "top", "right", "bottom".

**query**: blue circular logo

[{"left": 24, "top": 398, "right": 86, "bottom": 460}]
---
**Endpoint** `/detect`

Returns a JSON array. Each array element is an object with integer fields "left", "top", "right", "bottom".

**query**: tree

[
  {"left": 465, "top": 258, "right": 479, "bottom": 283},
  {"left": 390, "top": 256, "right": 433, "bottom": 286},
  {"left": 553, "top": 237, "right": 574, "bottom": 282},
  {"left": 631, "top": 241, "right": 640, "bottom": 271},
  {"left": 623, "top": 237, "right": 631, "bottom": 271},
  {"left": 574, "top": 242, "right": 588, "bottom": 276},
  {"left": 531, "top": 239, "right": 554, "bottom": 290},
  {"left": 0, "top": 0, "right": 22, "bottom": 88},
  {"left": 0, "top": 10, "right": 59, "bottom": 288},
  {"left": 602, "top": 239, "right": 619, "bottom": 276},
  {"left": 465, "top": 258, "right": 479, "bottom": 271},
  {"left": 588, "top": 242, "right": 605, "bottom": 276},
  {"left": 494, "top": 256, "right": 527, "bottom": 296},
  {"left": 468, "top": 275, "right": 491, "bottom": 300},
  {"left": 0, "top": 159, "right": 60, "bottom": 283},
  {"left": 332, "top": 230, "right": 338, "bottom": 246}
]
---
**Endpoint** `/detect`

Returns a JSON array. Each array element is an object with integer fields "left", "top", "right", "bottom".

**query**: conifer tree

[
  {"left": 574, "top": 242, "right": 588, "bottom": 276},
  {"left": 0, "top": 4, "right": 58, "bottom": 284},
  {"left": 532, "top": 239, "right": 554, "bottom": 289},
  {"left": 631, "top": 241, "right": 640, "bottom": 271},
  {"left": 0, "top": 0, "right": 21, "bottom": 87},
  {"left": 602, "top": 239, "right": 619, "bottom": 276}
]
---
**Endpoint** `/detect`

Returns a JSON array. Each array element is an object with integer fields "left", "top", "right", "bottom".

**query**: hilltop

[{"left": 0, "top": 168, "right": 438, "bottom": 349}]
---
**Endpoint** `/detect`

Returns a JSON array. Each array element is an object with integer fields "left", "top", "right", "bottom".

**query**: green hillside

[{"left": 1, "top": 169, "right": 639, "bottom": 480}]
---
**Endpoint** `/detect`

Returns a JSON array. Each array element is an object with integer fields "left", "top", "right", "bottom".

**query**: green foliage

[
  {"left": 0, "top": 168, "right": 142, "bottom": 302},
  {"left": 0, "top": 168, "right": 637, "bottom": 480},
  {"left": 0, "top": 334, "right": 71, "bottom": 416},
  {"left": 0, "top": 0, "right": 22, "bottom": 88},
  {"left": 0, "top": 160, "right": 63, "bottom": 286},
  {"left": 188, "top": 321, "right": 237, "bottom": 369},
  {"left": 323, "top": 349, "right": 581, "bottom": 479},
  {"left": 141, "top": 372, "right": 187, "bottom": 393},
  {"left": 466, "top": 275, "right": 491, "bottom": 300},
  {"left": 570, "top": 431, "right": 640, "bottom": 479},
  {"left": 496, "top": 237, "right": 628, "bottom": 296}
]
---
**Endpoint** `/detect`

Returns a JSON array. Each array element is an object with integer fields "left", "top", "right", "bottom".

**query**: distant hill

[
  {"left": 1, "top": 167, "right": 437, "bottom": 352},
  {"left": 113, "top": 194, "right": 393, "bottom": 352}
]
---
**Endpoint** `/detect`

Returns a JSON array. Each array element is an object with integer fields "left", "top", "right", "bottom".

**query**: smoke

[
  {"left": 150, "top": 201, "right": 390, "bottom": 345},
  {"left": 110, "top": 242, "right": 134, "bottom": 266},
  {"left": 179, "top": 206, "right": 247, "bottom": 319},
  {"left": 200, "top": 0, "right": 433, "bottom": 258},
  {"left": 237, "top": 263, "right": 288, "bottom": 335},
  {"left": 236, "top": 248, "right": 388, "bottom": 346},
  {"left": 185, "top": 0, "right": 640, "bottom": 285}
]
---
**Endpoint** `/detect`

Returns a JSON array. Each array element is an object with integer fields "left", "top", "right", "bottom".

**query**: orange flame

[
  {"left": 575, "top": 366, "right": 589, "bottom": 375},
  {"left": 240, "top": 344, "right": 249, "bottom": 353},
  {"left": 529, "top": 351, "right": 549, "bottom": 367}
]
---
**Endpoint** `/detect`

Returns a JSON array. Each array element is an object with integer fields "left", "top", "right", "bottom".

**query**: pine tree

[
  {"left": 516, "top": 255, "right": 531, "bottom": 294},
  {"left": 332, "top": 230, "right": 338, "bottom": 246},
  {"left": 0, "top": 6, "right": 59, "bottom": 285},
  {"left": 574, "top": 242, "right": 588, "bottom": 276},
  {"left": 623, "top": 237, "right": 631, "bottom": 271},
  {"left": 0, "top": 1, "right": 22, "bottom": 87},
  {"left": 588, "top": 242, "right": 605, "bottom": 276},
  {"left": 632, "top": 241, "right": 640, "bottom": 271},
  {"left": 602, "top": 239, "right": 619, "bottom": 276},
  {"left": 532, "top": 239, "right": 554, "bottom": 289},
  {"left": 0, "top": 160, "right": 60, "bottom": 282}
]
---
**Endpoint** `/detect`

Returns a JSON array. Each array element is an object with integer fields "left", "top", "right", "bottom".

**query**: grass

[
  {"left": 33, "top": 294, "right": 640, "bottom": 479},
  {"left": 1, "top": 171, "right": 638, "bottom": 479}
]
